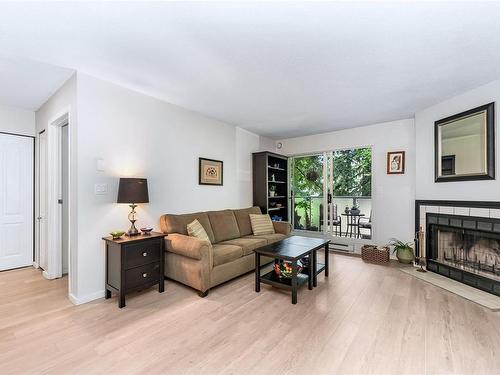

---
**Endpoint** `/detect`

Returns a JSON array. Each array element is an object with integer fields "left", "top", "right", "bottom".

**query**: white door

[
  {"left": 0, "top": 134, "right": 34, "bottom": 271},
  {"left": 38, "top": 130, "right": 47, "bottom": 270}
]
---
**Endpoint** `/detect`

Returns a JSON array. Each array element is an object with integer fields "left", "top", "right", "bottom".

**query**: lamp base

[
  {"left": 126, "top": 224, "right": 140, "bottom": 236},
  {"left": 126, "top": 204, "right": 140, "bottom": 236}
]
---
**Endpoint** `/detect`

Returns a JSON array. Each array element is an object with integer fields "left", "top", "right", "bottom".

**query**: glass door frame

[{"left": 289, "top": 152, "right": 326, "bottom": 234}]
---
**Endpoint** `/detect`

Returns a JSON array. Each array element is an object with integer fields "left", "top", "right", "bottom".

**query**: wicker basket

[{"left": 361, "top": 245, "right": 389, "bottom": 264}]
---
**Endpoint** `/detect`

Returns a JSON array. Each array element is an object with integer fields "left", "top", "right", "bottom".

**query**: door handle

[{"left": 37, "top": 216, "right": 43, "bottom": 220}]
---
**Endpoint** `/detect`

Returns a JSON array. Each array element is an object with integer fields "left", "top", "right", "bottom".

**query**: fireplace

[{"left": 426, "top": 213, "right": 500, "bottom": 296}]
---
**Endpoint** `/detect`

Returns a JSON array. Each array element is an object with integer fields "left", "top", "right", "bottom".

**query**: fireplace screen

[{"left": 437, "top": 229, "right": 500, "bottom": 282}]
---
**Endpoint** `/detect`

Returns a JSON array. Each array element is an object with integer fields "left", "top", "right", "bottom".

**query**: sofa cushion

[
  {"left": 244, "top": 233, "right": 286, "bottom": 244},
  {"left": 233, "top": 206, "right": 262, "bottom": 237},
  {"left": 249, "top": 214, "right": 275, "bottom": 236},
  {"left": 219, "top": 237, "right": 267, "bottom": 256},
  {"left": 207, "top": 210, "right": 241, "bottom": 243},
  {"left": 187, "top": 219, "right": 211, "bottom": 243},
  {"left": 161, "top": 212, "right": 215, "bottom": 243},
  {"left": 212, "top": 244, "right": 244, "bottom": 266}
]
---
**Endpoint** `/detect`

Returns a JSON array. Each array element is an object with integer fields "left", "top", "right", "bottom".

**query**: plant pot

[{"left": 396, "top": 248, "right": 413, "bottom": 264}]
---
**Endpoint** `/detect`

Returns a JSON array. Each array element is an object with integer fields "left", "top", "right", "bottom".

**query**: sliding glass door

[{"left": 290, "top": 148, "right": 372, "bottom": 239}]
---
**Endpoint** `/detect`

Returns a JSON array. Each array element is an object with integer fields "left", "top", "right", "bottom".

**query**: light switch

[
  {"left": 94, "top": 183, "right": 108, "bottom": 195},
  {"left": 96, "top": 158, "right": 105, "bottom": 172}
]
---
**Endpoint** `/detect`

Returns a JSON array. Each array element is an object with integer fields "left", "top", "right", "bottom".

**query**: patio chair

[
  {"left": 358, "top": 210, "right": 372, "bottom": 239},
  {"left": 319, "top": 203, "right": 342, "bottom": 235}
]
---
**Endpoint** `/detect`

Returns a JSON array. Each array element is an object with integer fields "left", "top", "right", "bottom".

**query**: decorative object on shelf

[
  {"left": 110, "top": 230, "right": 125, "bottom": 240},
  {"left": 389, "top": 238, "right": 414, "bottom": 264},
  {"left": 274, "top": 261, "right": 304, "bottom": 279},
  {"left": 269, "top": 185, "right": 277, "bottom": 197},
  {"left": 199, "top": 157, "right": 223, "bottom": 185},
  {"left": 276, "top": 203, "right": 283, "bottom": 208},
  {"left": 361, "top": 245, "right": 389, "bottom": 264},
  {"left": 270, "top": 173, "right": 275, "bottom": 181},
  {"left": 140, "top": 227, "right": 153, "bottom": 235},
  {"left": 435, "top": 102, "right": 495, "bottom": 182},
  {"left": 117, "top": 178, "right": 149, "bottom": 236},
  {"left": 344, "top": 206, "right": 350, "bottom": 214},
  {"left": 271, "top": 215, "right": 282, "bottom": 221},
  {"left": 269, "top": 201, "right": 277, "bottom": 207},
  {"left": 387, "top": 151, "right": 405, "bottom": 174}
]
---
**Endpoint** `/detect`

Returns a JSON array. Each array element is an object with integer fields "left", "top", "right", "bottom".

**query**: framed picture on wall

[
  {"left": 199, "top": 158, "right": 223, "bottom": 185},
  {"left": 387, "top": 151, "right": 405, "bottom": 174}
]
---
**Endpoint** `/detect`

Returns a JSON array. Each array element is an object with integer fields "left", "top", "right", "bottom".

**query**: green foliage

[
  {"left": 388, "top": 238, "right": 414, "bottom": 254},
  {"left": 292, "top": 155, "right": 324, "bottom": 197},
  {"left": 333, "top": 148, "right": 372, "bottom": 197},
  {"left": 291, "top": 149, "right": 372, "bottom": 231}
]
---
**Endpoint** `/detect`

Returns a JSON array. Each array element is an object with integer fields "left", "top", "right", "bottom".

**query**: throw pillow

[
  {"left": 249, "top": 214, "right": 275, "bottom": 236},
  {"left": 187, "top": 219, "right": 211, "bottom": 243}
]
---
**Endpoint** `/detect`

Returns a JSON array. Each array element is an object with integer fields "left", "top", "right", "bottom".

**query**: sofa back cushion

[
  {"left": 249, "top": 214, "right": 275, "bottom": 236},
  {"left": 160, "top": 212, "right": 215, "bottom": 243},
  {"left": 233, "top": 206, "right": 262, "bottom": 236},
  {"left": 187, "top": 219, "right": 211, "bottom": 243},
  {"left": 207, "top": 209, "right": 241, "bottom": 243}
]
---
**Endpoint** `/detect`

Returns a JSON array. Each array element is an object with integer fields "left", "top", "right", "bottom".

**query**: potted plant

[
  {"left": 389, "top": 238, "right": 414, "bottom": 264},
  {"left": 269, "top": 185, "right": 277, "bottom": 197}
]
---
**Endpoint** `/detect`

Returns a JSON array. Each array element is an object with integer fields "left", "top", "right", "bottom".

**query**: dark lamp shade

[{"left": 117, "top": 178, "right": 149, "bottom": 204}]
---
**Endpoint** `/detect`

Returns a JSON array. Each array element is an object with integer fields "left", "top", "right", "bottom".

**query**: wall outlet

[{"left": 94, "top": 183, "right": 108, "bottom": 195}]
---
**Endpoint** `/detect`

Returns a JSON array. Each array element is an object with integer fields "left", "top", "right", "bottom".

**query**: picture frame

[
  {"left": 387, "top": 151, "right": 405, "bottom": 174},
  {"left": 199, "top": 157, "right": 223, "bottom": 185}
]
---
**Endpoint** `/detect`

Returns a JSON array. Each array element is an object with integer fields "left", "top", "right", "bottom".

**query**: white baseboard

[{"left": 69, "top": 290, "right": 105, "bottom": 305}]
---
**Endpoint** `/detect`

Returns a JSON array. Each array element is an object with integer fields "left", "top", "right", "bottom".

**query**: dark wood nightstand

[{"left": 102, "top": 232, "right": 166, "bottom": 308}]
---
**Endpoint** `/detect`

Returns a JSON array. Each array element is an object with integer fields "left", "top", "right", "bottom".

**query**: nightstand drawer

[
  {"left": 125, "top": 262, "right": 160, "bottom": 290},
  {"left": 124, "top": 240, "right": 160, "bottom": 269}
]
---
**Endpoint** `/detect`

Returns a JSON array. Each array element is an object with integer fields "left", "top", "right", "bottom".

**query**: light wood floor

[{"left": 1, "top": 254, "right": 499, "bottom": 375}]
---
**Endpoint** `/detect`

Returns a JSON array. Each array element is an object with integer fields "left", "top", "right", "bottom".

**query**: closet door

[{"left": 0, "top": 134, "right": 34, "bottom": 271}]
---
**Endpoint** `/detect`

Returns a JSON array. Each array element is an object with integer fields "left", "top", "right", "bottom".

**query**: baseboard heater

[{"left": 329, "top": 242, "right": 354, "bottom": 252}]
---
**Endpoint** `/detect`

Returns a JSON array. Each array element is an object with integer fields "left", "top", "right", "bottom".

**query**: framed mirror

[{"left": 435, "top": 102, "right": 495, "bottom": 182}]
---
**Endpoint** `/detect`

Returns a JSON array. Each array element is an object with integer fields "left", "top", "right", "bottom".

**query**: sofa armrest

[
  {"left": 273, "top": 221, "right": 292, "bottom": 235},
  {"left": 165, "top": 233, "right": 212, "bottom": 260}
]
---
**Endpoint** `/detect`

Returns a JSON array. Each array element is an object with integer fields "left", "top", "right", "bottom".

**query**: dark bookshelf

[{"left": 252, "top": 151, "right": 289, "bottom": 222}]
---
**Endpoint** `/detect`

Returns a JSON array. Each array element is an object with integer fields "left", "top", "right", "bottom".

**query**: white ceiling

[
  {"left": 1, "top": 2, "right": 500, "bottom": 138},
  {"left": 0, "top": 54, "right": 74, "bottom": 110}
]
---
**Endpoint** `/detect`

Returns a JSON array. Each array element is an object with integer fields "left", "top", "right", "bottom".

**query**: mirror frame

[{"left": 434, "top": 102, "right": 495, "bottom": 183}]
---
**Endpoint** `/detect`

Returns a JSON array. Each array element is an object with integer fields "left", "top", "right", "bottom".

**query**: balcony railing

[{"left": 292, "top": 196, "right": 372, "bottom": 239}]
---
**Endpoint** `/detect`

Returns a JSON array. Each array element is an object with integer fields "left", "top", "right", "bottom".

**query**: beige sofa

[{"left": 160, "top": 207, "right": 291, "bottom": 296}]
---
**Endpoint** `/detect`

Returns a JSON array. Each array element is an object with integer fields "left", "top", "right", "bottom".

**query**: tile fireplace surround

[{"left": 415, "top": 200, "right": 500, "bottom": 297}]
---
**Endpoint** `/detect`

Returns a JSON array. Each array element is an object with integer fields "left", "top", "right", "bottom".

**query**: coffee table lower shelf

[{"left": 260, "top": 270, "right": 309, "bottom": 290}]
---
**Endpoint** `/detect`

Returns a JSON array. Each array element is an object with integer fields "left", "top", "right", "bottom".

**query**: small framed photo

[
  {"left": 387, "top": 151, "right": 405, "bottom": 174},
  {"left": 199, "top": 158, "right": 223, "bottom": 185}
]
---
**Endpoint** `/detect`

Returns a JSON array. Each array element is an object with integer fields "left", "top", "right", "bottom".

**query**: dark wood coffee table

[{"left": 254, "top": 236, "right": 330, "bottom": 304}]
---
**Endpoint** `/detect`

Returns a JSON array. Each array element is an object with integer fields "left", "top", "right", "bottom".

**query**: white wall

[
  {"left": 415, "top": 78, "right": 500, "bottom": 200},
  {"left": 74, "top": 73, "right": 264, "bottom": 301},
  {"left": 277, "top": 119, "right": 416, "bottom": 248},
  {"left": 258, "top": 135, "right": 276, "bottom": 153},
  {"left": 35, "top": 74, "right": 79, "bottom": 298},
  {"left": 0, "top": 103, "right": 35, "bottom": 136}
]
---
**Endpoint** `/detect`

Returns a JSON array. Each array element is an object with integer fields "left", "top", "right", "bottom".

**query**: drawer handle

[
  {"left": 142, "top": 252, "right": 148, "bottom": 257},
  {"left": 142, "top": 273, "right": 148, "bottom": 278}
]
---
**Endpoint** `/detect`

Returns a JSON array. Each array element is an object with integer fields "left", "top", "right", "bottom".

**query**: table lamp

[{"left": 117, "top": 178, "right": 149, "bottom": 236}]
